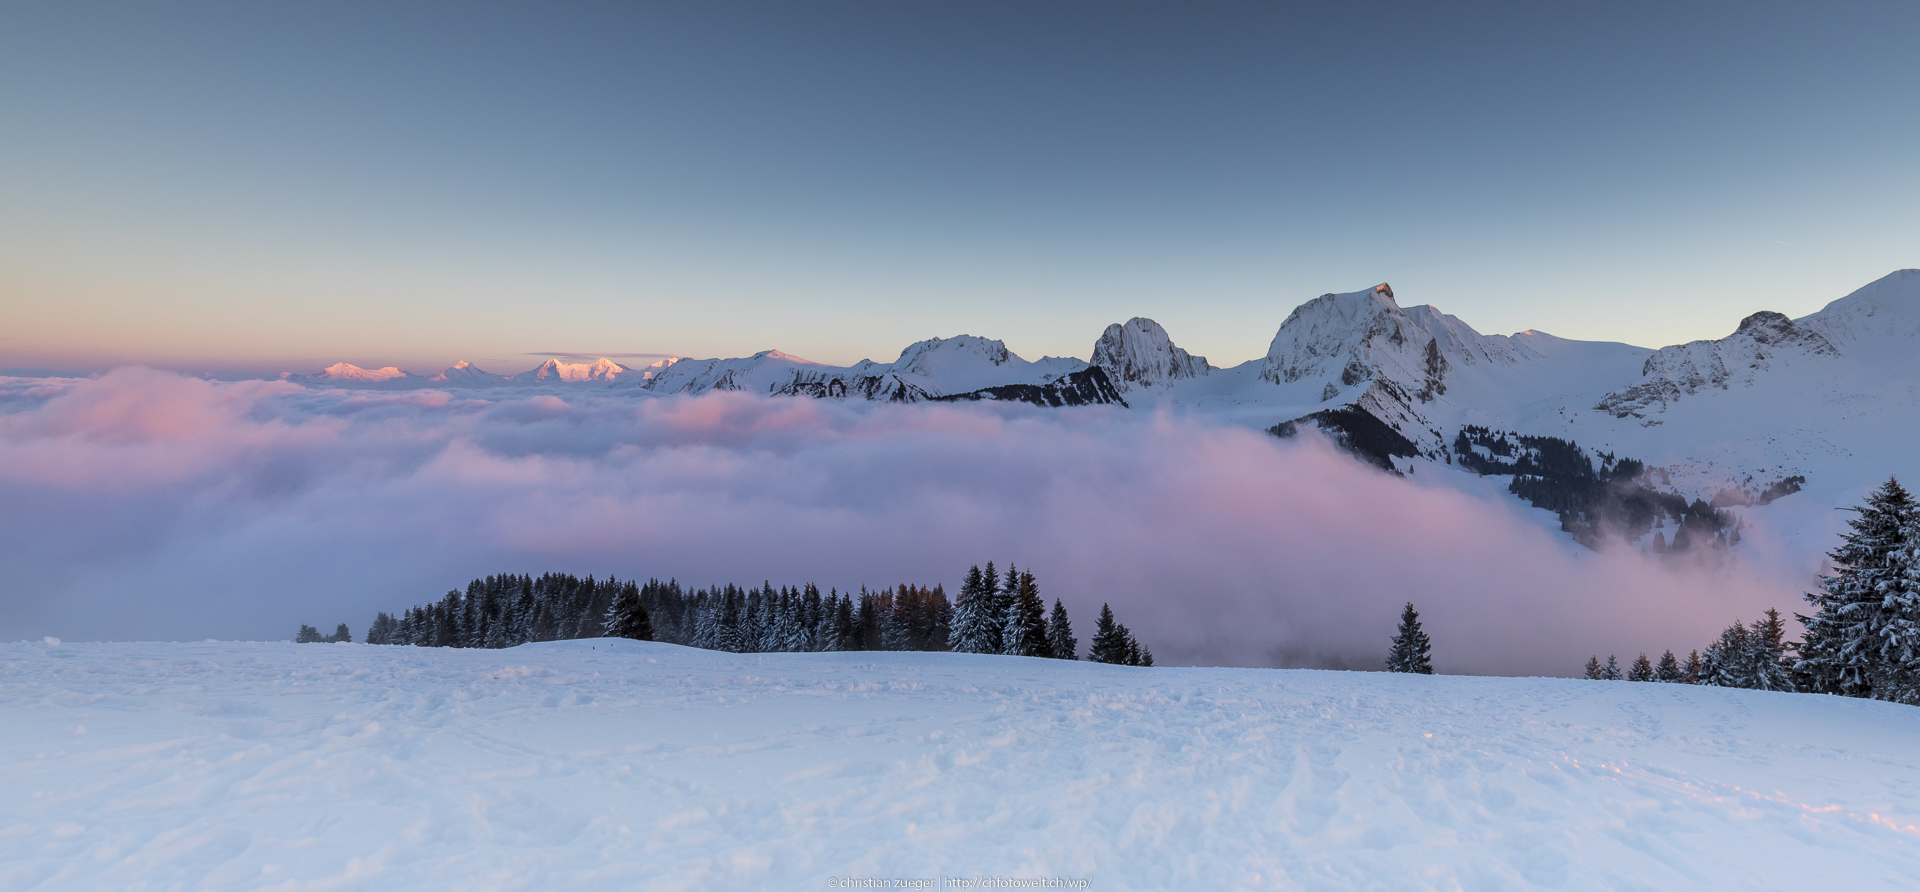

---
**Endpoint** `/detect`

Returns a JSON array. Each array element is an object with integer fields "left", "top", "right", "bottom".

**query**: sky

[{"left": 3, "top": 1, "right": 1918, "bottom": 374}]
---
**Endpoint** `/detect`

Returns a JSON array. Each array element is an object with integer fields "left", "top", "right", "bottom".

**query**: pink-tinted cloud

[{"left": 0, "top": 370, "right": 1808, "bottom": 674}]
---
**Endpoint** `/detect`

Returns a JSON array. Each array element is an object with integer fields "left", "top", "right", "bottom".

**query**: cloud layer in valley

[{"left": 0, "top": 369, "right": 1819, "bottom": 675}]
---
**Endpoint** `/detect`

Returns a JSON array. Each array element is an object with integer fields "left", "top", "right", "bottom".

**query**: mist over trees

[{"left": 1584, "top": 477, "right": 1920, "bottom": 705}]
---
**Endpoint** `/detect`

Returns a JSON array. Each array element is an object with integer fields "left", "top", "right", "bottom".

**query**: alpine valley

[{"left": 286, "top": 269, "right": 1920, "bottom": 553}]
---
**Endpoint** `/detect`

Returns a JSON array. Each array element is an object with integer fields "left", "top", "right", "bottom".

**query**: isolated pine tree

[
  {"left": 1655, "top": 650, "right": 1682, "bottom": 682},
  {"left": 1600, "top": 655, "right": 1622, "bottom": 681},
  {"left": 1798, "top": 477, "right": 1918, "bottom": 696},
  {"left": 1046, "top": 599, "right": 1077, "bottom": 660},
  {"left": 949, "top": 565, "right": 998, "bottom": 655},
  {"left": 1584, "top": 656, "right": 1602, "bottom": 680},
  {"left": 1003, "top": 571, "right": 1049, "bottom": 657},
  {"left": 1627, "top": 653, "right": 1654, "bottom": 682},
  {"left": 1385, "top": 602, "right": 1434, "bottom": 674}
]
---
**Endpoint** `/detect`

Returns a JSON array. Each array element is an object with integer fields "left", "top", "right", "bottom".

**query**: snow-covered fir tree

[
  {"left": 1003, "top": 571, "right": 1049, "bottom": 657},
  {"left": 1584, "top": 656, "right": 1602, "bottom": 680},
  {"left": 1655, "top": 650, "right": 1683, "bottom": 682},
  {"left": 295, "top": 624, "right": 323, "bottom": 643},
  {"left": 949, "top": 565, "right": 997, "bottom": 654},
  {"left": 603, "top": 584, "right": 654, "bottom": 640},
  {"left": 1748, "top": 609, "right": 1795, "bottom": 692},
  {"left": 1797, "top": 477, "right": 1918, "bottom": 697},
  {"left": 1385, "top": 602, "right": 1433, "bottom": 674},
  {"left": 1701, "top": 621, "right": 1751, "bottom": 688}
]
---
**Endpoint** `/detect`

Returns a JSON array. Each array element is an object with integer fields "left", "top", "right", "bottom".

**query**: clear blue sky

[{"left": 3, "top": 1, "right": 1916, "bottom": 373}]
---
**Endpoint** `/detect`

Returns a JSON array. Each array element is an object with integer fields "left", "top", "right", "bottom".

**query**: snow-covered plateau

[{"left": 4, "top": 639, "right": 1919, "bottom": 890}]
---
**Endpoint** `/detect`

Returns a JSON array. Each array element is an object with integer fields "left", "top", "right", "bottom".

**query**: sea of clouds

[{"left": 0, "top": 368, "right": 1817, "bottom": 675}]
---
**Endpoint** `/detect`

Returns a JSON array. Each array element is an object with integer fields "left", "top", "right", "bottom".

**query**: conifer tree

[
  {"left": 950, "top": 565, "right": 998, "bottom": 655},
  {"left": 295, "top": 624, "right": 323, "bottom": 643},
  {"left": 1584, "top": 656, "right": 1602, "bottom": 680},
  {"left": 1748, "top": 608, "right": 1795, "bottom": 692},
  {"left": 1047, "top": 599, "right": 1077, "bottom": 660},
  {"left": 1655, "top": 649, "right": 1682, "bottom": 682},
  {"left": 981, "top": 562, "right": 1006, "bottom": 654},
  {"left": 330, "top": 623, "right": 352, "bottom": 644},
  {"left": 604, "top": 584, "right": 655, "bottom": 641},
  {"left": 990, "top": 562, "right": 1017, "bottom": 654},
  {"left": 1627, "top": 653, "right": 1654, "bottom": 682},
  {"left": 1090, "top": 603, "right": 1129, "bottom": 664},
  {"left": 1385, "top": 602, "right": 1434, "bottom": 674},
  {"left": 1702, "top": 621, "right": 1751, "bottom": 687},
  {"left": 1798, "top": 477, "right": 1918, "bottom": 696},
  {"left": 1600, "top": 655, "right": 1622, "bottom": 680},
  {"left": 1683, "top": 650, "right": 1703, "bottom": 684},
  {"left": 1003, "top": 571, "right": 1049, "bottom": 657}
]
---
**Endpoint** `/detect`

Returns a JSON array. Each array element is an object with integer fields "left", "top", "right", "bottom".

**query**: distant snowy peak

[
  {"left": 639, "top": 335, "right": 1118, "bottom": 407},
  {"left": 1259, "top": 283, "right": 1529, "bottom": 403},
  {"left": 1090, "top": 318, "right": 1209, "bottom": 392},
  {"left": 1594, "top": 310, "right": 1840, "bottom": 419},
  {"left": 513, "top": 357, "right": 631, "bottom": 384},
  {"left": 885, "top": 335, "right": 1087, "bottom": 395},
  {"left": 313, "top": 362, "right": 415, "bottom": 382},
  {"left": 428, "top": 361, "right": 508, "bottom": 385}
]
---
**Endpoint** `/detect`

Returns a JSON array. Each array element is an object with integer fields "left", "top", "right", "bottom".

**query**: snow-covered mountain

[
  {"left": 1090, "top": 317, "right": 1210, "bottom": 393},
  {"left": 513, "top": 357, "right": 631, "bottom": 385},
  {"left": 637, "top": 336, "right": 1119, "bottom": 406},
  {"left": 275, "top": 269, "right": 1920, "bottom": 546},
  {"left": 312, "top": 362, "right": 416, "bottom": 383},
  {"left": 427, "top": 361, "right": 509, "bottom": 385}
]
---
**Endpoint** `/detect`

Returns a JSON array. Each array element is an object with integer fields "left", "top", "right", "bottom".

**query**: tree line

[{"left": 305, "top": 562, "right": 1152, "bottom": 665}]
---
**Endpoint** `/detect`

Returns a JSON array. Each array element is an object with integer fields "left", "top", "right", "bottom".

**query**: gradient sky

[{"left": 3, "top": 1, "right": 1917, "bottom": 374}]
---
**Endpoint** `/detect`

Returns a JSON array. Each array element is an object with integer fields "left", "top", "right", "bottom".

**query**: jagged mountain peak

[
  {"left": 516, "top": 357, "right": 630, "bottom": 383},
  {"left": 1594, "top": 306, "right": 1840, "bottom": 419},
  {"left": 428, "top": 361, "right": 507, "bottom": 385},
  {"left": 1090, "top": 317, "right": 1209, "bottom": 392}
]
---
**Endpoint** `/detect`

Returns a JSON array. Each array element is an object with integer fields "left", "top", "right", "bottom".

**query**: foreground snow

[{"left": 4, "top": 641, "right": 1918, "bottom": 890}]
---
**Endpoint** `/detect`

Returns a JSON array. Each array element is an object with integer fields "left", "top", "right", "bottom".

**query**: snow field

[{"left": 3, "top": 639, "right": 1919, "bottom": 890}]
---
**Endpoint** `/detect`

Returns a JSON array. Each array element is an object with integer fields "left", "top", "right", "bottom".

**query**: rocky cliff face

[
  {"left": 1090, "top": 318, "right": 1209, "bottom": 392},
  {"left": 1595, "top": 312, "right": 1840, "bottom": 419}
]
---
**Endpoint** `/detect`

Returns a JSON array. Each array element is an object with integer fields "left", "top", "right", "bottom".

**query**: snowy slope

[{"left": 4, "top": 639, "right": 1919, "bottom": 890}]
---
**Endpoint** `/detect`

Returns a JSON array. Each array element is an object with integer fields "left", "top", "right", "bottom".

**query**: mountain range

[{"left": 285, "top": 269, "right": 1920, "bottom": 549}]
